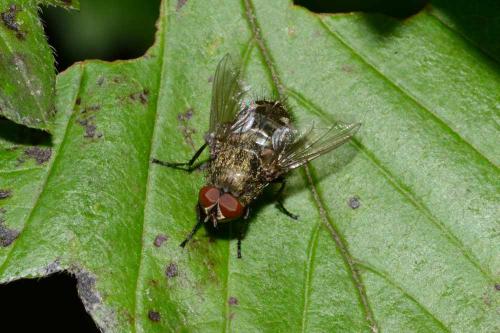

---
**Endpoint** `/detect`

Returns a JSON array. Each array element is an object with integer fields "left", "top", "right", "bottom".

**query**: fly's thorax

[{"left": 208, "top": 141, "right": 260, "bottom": 197}]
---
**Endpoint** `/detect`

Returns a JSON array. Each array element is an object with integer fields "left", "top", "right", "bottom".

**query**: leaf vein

[
  {"left": 287, "top": 88, "right": 494, "bottom": 282},
  {"left": 317, "top": 16, "right": 497, "bottom": 168}
]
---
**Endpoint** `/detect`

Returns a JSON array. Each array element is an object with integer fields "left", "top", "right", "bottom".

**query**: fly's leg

[
  {"left": 180, "top": 218, "right": 203, "bottom": 248},
  {"left": 274, "top": 178, "right": 299, "bottom": 220},
  {"left": 152, "top": 142, "right": 208, "bottom": 172},
  {"left": 237, "top": 238, "right": 242, "bottom": 259},
  {"left": 237, "top": 208, "right": 250, "bottom": 259},
  {"left": 180, "top": 205, "right": 204, "bottom": 248}
]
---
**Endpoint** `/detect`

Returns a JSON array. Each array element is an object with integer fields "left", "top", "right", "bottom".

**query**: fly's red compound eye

[
  {"left": 218, "top": 193, "right": 244, "bottom": 219},
  {"left": 199, "top": 186, "right": 220, "bottom": 209}
]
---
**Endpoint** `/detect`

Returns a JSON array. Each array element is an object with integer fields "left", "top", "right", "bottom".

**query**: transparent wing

[
  {"left": 209, "top": 54, "right": 243, "bottom": 135},
  {"left": 278, "top": 122, "right": 361, "bottom": 171}
]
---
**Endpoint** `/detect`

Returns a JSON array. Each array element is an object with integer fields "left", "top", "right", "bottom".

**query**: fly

[{"left": 152, "top": 54, "right": 360, "bottom": 258}]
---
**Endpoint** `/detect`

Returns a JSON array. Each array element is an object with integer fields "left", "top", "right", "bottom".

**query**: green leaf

[
  {"left": 0, "top": 0, "right": 498, "bottom": 332},
  {"left": 0, "top": 0, "right": 78, "bottom": 131}
]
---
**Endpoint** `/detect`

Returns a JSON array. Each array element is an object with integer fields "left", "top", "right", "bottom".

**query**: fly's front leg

[
  {"left": 237, "top": 207, "right": 250, "bottom": 259},
  {"left": 180, "top": 207, "right": 204, "bottom": 248},
  {"left": 273, "top": 178, "right": 299, "bottom": 220},
  {"left": 152, "top": 142, "right": 208, "bottom": 172}
]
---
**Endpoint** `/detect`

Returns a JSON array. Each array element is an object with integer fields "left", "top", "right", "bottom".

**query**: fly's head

[{"left": 198, "top": 185, "right": 245, "bottom": 226}]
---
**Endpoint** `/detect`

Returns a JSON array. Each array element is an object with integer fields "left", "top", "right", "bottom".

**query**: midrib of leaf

[
  {"left": 286, "top": 87, "right": 494, "bottom": 283},
  {"left": 0, "top": 7, "right": 47, "bottom": 126},
  {"left": 242, "top": 0, "right": 379, "bottom": 332},
  {"left": 0, "top": 64, "right": 83, "bottom": 277},
  {"left": 316, "top": 18, "right": 497, "bottom": 169},
  {"left": 132, "top": 6, "right": 166, "bottom": 333}
]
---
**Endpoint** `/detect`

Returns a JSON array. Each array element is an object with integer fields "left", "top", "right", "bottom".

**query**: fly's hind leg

[
  {"left": 273, "top": 178, "right": 299, "bottom": 220},
  {"left": 152, "top": 142, "right": 208, "bottom": 172}
]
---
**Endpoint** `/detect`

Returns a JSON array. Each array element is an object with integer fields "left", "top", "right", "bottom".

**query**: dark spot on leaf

[
  {"left": 129, "top": 89, "right": 149, "bottom": 105},
  {"left": 84, "top": 124, "right": 97, "bottom": 138},
  {"left": 482, "top": 291, "right": 492, "bottom": 306},
  {"left": 0, "top": 215, "right": 19, "bottom": 247},
  {"left": 75, "top": 97, "right": 81, "bottom": 105},
  {"left": 177, "top": 108, "right": 196, "bottom": 149},
  {"left": 348, "top": 196, "right": 361, "bottom": 209},
  {"left": 61, "top": 0, "right": 72, "bottom": 5},
  {"left": 43, "top": 259, "right": 62, "bottom": 275},
  {"left": 341, "top": 64, "right": 355, "bottom": 73},
  {"left": 48, "top": 107, "right": 57, "bottom": 118},
  {"left": 1, "top": 4, "right": 26, "bottom": 40},
  {"left": 148, "top": 310, "right": 161, "bottom": 322},
  {"left": 148, "top": 279, "right": 159, "bottom": 287},
  {"left": 228, "top": 296, "right": 238, "bottom": 305},
  {"left": 0, "top": 189, "right": 12, "bottom": 199},
  {"left": 165, "top": 263, "right": 178, "bottom": 278},
  {"left": 83, "top": 105, "right": 101, "bottom": 113},
  {"left": 74, "top": 270, "right": 101, "bottom": 311},
  {"left": 207, "top": 75, "right": 214, "bottom": 83},
  {"left": 153, "top": 234, "right": 168, "bottom": 247},
  {"left": 495, "top": 283, "right": 500, "bottom": 291},
  {"left": 77, "top": 116, "right": 103, "bottom": 139},
  {"left": 97, "top": 77, "right": 104, "bottom": 86},
  {"left": 176, "top": 0, "right": 187, "bottom": 11},
  {"left": 24, "top": 147, "right": 52, "bottom": 164}
]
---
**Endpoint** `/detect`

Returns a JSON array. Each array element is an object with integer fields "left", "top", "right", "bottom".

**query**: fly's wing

[
  {"left": 277, "top": 122, "right": 361, "bottom": 172},
  {"left": 209, "top": 54, "right": 243, "bottom": 137}
]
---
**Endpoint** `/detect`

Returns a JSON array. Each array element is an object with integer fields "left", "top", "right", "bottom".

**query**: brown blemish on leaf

[
  {"left": 495, "top": 283, "right": 500, "bottom": 291},
  {"left": 178, "top": 108, "right": 196, "bottom": 149},
  {"left": 43, "top": 259, "right": 62, "bottom": 275},
  {"left": 176, "top": 0, "right": 187, "bottom": 11},
  {"left": 48, "top": 106, "right": 57, "bottom": 118},
  {"left": 228, "top": 296, "right": 238, "bottom": 305},
  {"left": 207, "top": 75, "right": 214, "bottom": 83},
  {"left": 348, "top": 196, "right": 361, "bottom": 209},
  {"left": 97, "top": 77, "right": 105, "bottom": 86},
  {"left": 77, "top": 104, "right": 103, "bottom": 139},
  {"left": 165, "top": 263, "right": 178, "bottom": 278},
  {"left": 148, "top": 310, "right": 161, "bottom": 322},
  {"left": 129, "top": 89, "right": 149, "bottom": 105},
  {"left": 0, "top": 214, "right": 19, "bottom": 247},
  {"left": 1, "top": 4, "right": 26, "bottom": 40},
  {"left": 75, "top": 270, "right": 101, "bottom": 311},
  {"left": 0, "top": 189, "right": 12, "bottom": 199},
  {"left": 78, "top": 118, "right": 97, "bottom": 138},
  {"left": 482, "top": 291, "right": 491, "bottom": 306},
  {"left": 75, "top": 97, "right": 81, "bottom": 105},
  {"left": 82, "top": 105, "right": 101, "bottom": 113},
  {"left": 23, "top": 147, "right": 52, "bottom": 164},
  {"left": 341, "top": 64, "right": 355, "bottom": 73},
  {"left": 153, "top": 234, "right": 168, "bottom": 247}
]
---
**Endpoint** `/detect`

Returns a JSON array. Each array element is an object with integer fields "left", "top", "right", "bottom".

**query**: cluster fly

[{"left": 152, "top": 54, "right": 360, "bottom": 258}]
